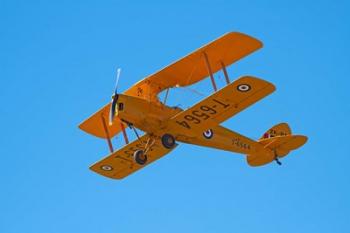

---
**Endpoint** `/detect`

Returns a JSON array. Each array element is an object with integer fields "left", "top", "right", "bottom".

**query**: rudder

[{"left": 260, "top": 123, "right": 291, "bottom": 141}]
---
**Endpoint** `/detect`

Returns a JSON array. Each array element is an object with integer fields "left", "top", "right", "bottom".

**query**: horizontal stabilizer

[
  {"left": 263, "top": 135, "right": 307, "bottom": 156},
  {"left": 247, "top": 123, "right": 307, "bottom": 167}
]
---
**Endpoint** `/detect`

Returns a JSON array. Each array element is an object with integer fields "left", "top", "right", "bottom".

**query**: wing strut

[
  {"left": 220, "top": 61, "right": 230, "bottom": 85},
  {"left": 203, "top": 52, "right": 218, "bottom": 92},
  {"left": 129, "top": 124, "right": 141, "bottom": 140},
  {"left": 101, "top": 115, "right": 114, "bottom": 153},
  {"left": 120, "top": 122, "right": 129, "bottom": 144}
]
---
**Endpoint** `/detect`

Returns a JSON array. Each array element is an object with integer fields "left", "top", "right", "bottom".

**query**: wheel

[
  {"left": 161, "top": 134, "right": 176, "bottom": 149},
  {"left": 133, "top": 150, "right": 147, "bottom": 165}
]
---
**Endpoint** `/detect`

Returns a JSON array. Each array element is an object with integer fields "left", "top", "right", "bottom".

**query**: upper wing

[
  {"left": 90, "top": 134, "right": 177, "bottom": 179},
  {"left": 125, "top": 32, "right": 262, "bottom": 102},
  {"left": 78, "top": 103, "right": 127, "bottom": 139},
  {"left": 164, "top": 76, "right": 275, "bottom": 137},
  {"left": 79, "top": 32, "right": 262, "bottom": 138}
]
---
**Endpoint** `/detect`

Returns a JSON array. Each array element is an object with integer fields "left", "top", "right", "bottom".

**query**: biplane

[{"left": 79, "top": 32, "right": 308, "bottom": 179}]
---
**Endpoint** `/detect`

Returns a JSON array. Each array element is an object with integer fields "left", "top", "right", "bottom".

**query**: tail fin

[
  {"left": 247, "top": 123, "right": 307, "bottom": 166},
  {"left": 260, "top": 123, "right": 291, "bottom": 140}
]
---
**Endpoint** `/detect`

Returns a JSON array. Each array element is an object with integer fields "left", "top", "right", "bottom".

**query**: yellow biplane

[{"left": 79, "top": 32, "right": 307, "bottom": 179}]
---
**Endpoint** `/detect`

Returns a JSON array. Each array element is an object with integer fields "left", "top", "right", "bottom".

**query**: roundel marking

[
  {"left": 237, "top": 84, "right": 251, "bottom": 92},
  {"left": 203, "top": 129, "right": 214, "bottom": 139},
  {"left": 101, "top": 165, "right": 113, "bottom": 171}
]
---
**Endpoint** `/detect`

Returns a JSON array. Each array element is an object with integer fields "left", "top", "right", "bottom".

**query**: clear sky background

[{"left": 1, "top": 0, "right": 349, "bottom": 232}]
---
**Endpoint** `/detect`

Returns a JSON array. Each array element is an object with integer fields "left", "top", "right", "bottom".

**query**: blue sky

[{"left": 1, "top": 0, "right": 349, "bottom": 232}]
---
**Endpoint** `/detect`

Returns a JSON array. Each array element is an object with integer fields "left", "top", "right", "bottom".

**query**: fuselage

[{"left": 115, "top": 94, "right": 181, "bottom": 135}]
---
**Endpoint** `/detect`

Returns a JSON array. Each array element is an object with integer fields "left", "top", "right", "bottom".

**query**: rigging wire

[{"left": 177, "top": 86, "right": 206, "bottom": 97}]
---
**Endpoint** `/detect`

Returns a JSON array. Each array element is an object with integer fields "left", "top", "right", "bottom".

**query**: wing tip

[
  {"left": 239, "top": 75, "right": 276, "bottom": 92},
  {"left": 89, "top": 165, "right": 125, "bottom": 180},
  {"left": 226, "top": 31, "right": 264, "bottom": 48}
]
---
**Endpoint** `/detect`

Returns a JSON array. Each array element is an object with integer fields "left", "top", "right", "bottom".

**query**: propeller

[{"left": 109, "top": 68, "right": 121, "bottom": 125}]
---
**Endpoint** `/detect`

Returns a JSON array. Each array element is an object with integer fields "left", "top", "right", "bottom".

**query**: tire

[
  {"left": 133, "top": 150, "right": 147, "bottom": 165},
  {"left": 161, "top": 134, "right": 176, "bottom": 149}
]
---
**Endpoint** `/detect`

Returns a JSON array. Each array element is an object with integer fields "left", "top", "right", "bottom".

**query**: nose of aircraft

[
  {"left": 115, "top": 94, "right": 126, "bottom": 117},
  {"left": 109, "top": 68, "right": 122, "bottom": 125},
  {"left": 109, "top": 93, "right": 118, "bottom": 125}
]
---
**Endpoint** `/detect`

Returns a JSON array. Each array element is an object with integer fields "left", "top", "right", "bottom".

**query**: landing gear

[
  {"left": 161, "top": 134, "right": 176, "bottom": 149},
  {"left": 133, "top": 150, "right": 147, "bottom": 165}
]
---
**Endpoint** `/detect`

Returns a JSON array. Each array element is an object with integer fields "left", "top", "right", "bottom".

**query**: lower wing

[
  {"left": 90, "top": 134, "right": 177, "bottom": 179},
  {"left": 164, "top": 76, "right": 275, "bottom": 138}
]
